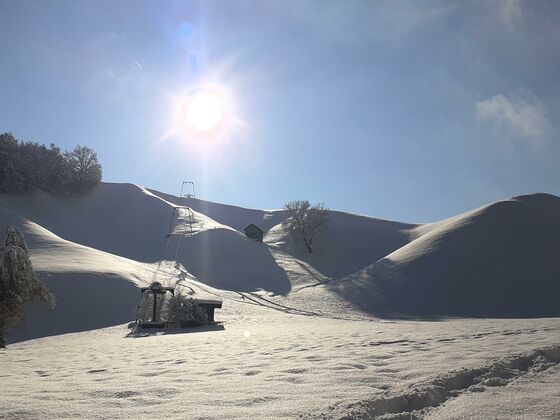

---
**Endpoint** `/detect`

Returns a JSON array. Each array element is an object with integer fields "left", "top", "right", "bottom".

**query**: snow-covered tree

[
  {"left": 282, "top": 200, "right": 329, "bottom": 253},
  {"left": 0, "top": 133, "right": 28, "bottom": 193},
  {"left": 136, "top": 290, "right": 166, "bottom": 322},
  {"left": 0, "top": 226, "right": 55, "bottom": 348},
  {"left": 64, "top": 145, "right": 102, "bottom": 194},
  {"left": 0, "top": 133, "right": 102, "bottom": 195},
  {"left": 167, "top": 293, "right": 209, "bottom": 327}
]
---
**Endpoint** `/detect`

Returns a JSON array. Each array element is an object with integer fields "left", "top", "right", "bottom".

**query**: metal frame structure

[{"left": 180, "top": 181, "right": 195, "bottom": 198}]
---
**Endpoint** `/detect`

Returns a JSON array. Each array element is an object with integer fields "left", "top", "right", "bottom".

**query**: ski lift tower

[{"left": 180, "top": 181, "right": 195, "bottom": 198}]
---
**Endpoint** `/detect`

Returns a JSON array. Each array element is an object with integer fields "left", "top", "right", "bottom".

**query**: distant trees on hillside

[
  {"left": 282, "top": 200, "right": 329, "bottom": 253},
  {"left": 0, "top": 133, "right": 102, "bottom": 195},
  {"left": 64, "top": 146, "right": 103, "bottom": 194},
  {"left": 0, "top": 226, "right": 55, "bottom": 347}
]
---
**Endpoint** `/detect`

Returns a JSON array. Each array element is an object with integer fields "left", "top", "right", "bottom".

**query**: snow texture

[{"left": 1, "top": 183, "right": 560, "bottom": 418}]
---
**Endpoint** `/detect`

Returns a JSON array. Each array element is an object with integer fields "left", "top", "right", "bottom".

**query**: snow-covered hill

[
  {"left": 2, "top": 183, "right": 560, "bottom": 342},
  {"left": 0, "top": 205, "right": 184, "bottom": 342},
  {"left": 2, "top": 183, "right": 560, "bottom": 419},
  {"left": 330, "top": 193, "right": 560, "bottom": 317}
]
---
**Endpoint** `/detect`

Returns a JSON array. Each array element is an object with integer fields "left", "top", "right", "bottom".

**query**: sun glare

[
  {"left": 184, "top": 91, "right": 224, "bottom": 132},
  {"left": 161, "top": 85, "right": 247, "bottom": 149}
]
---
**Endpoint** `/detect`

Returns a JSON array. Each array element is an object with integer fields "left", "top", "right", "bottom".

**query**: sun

[
  {"left": 184, "top": 91, "right": 224, "bottom": 132},
  {"left": 162, "top": 85, "right": 245, "bottom": 147}
]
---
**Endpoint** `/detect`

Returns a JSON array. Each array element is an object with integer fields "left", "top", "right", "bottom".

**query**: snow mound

[{"left": 331, "top": 193, "right": 560, "bottom": 317}]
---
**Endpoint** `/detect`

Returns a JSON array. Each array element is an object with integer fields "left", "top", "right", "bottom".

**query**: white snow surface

[{"left": 1, "top": 183, "right": 560, "bottom": 419}]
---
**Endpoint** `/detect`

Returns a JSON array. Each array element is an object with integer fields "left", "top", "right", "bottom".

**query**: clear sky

[{"left": 1, "top": 0, "right": 559, "bottom": 222}]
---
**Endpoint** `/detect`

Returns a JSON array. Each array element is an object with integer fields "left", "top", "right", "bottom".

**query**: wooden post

[{"left": 152, "top": 292, "right": 158, "bottom": 322}]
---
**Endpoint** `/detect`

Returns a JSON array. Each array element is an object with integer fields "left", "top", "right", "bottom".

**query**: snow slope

[
  {"left": 2, "top": 184, "right": 560, "bottom": 418},
  {"left": 0, "top": 184, "right": 292, "bottom": 295},
  {"left": 0, "top": 206, "right": 178, "bottom": 343},
  {"left": 330, "top": 193, "right": 560, "bottom": 317},
  {"left": 153, "top": 187, "right": 417, "bottom": 280},
  {"left": 0, "top": 183, "right": 172, "bottom": 262},
  {"left": 265, "top": 210, "right": 416, "bottom": 279},
  {"left": 148, "top": 188, "right": 287, "bottom": 232},
  {"left": 3, "top": 185, "right": 560, "bottom": 326},
  {"left": 0, "top": 183, "right": 324, "bottom": 341}
]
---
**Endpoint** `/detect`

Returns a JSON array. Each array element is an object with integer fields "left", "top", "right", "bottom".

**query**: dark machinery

[{"left": 137, "top": 281, "right": 175, "bottom": 328}]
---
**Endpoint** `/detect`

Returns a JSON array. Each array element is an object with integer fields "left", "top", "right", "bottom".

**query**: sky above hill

[{"left": 1, "top": 0, "right": 559, "bottom": 222}]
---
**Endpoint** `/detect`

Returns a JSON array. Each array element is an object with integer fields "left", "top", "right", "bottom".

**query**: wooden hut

[
  {"left": 244, "top": 223, "right": 264, "bottom": 242},
  {"left": 137, "top": 282, "right": 223, "bottom": 327}
]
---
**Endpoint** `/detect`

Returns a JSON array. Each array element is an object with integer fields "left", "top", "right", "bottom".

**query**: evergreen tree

[{"left": 0, "top": 133, "right": 27, "bottom": 193}]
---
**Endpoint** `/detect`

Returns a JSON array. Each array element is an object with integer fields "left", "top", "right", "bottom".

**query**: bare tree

[
  {"left": 282, "top": 200, "right": 328, "bottom": 254},
  {"left": 0, "top": 226, "right": 55, "bottom": 347},
  {"left": 64, "top": 145, "right": 102, "bottom": 193}
]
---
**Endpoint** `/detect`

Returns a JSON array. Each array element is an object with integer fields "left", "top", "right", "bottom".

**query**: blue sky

[{"left": 1, "top": 0, "right": 559, "bottom": 222}]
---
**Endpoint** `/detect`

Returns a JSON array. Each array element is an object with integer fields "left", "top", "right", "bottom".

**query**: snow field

[{"left": 2, "top": 300, "right": 560, "bottom": 419}]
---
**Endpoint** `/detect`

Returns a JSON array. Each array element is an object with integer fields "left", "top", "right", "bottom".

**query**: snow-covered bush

[
  {"left": 0, "top": 226, "right": 55, "bottom": 347},
  {"left": 166, "top": 293, "right": 209, "bottom": 327},
  {"left": 136, "top": 290, "right": 166, "bottom": 323}
]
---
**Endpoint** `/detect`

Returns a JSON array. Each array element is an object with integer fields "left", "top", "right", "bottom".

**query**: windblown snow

[{"left": 1, "top": 183, "right": 559, "bottom": 419}]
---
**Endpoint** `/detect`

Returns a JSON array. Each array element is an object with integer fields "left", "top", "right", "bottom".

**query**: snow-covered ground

[
  {"left": 427, "top": 364, "right": 560, "bottom": 419},
  {"left": 2, "top": 303, "right": 560, "bottom": 419},
  {"left": 1, "top": 183, "right": 560, "bottom": 418},
  {"left": 3, "top": 300, "right": 560, "bottom": 419}
]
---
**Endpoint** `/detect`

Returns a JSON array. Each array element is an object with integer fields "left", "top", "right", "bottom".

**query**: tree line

[{"left": 0, "top": 132, "right": 102, "bottom": 195}]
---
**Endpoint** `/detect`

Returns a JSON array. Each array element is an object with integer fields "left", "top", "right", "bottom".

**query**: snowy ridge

[
  {"left": 148, "top": 187, "right": 288, "bottom": 232},
  {"left": 330, "top": 192, "right": 560, "bottom": 317}
]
